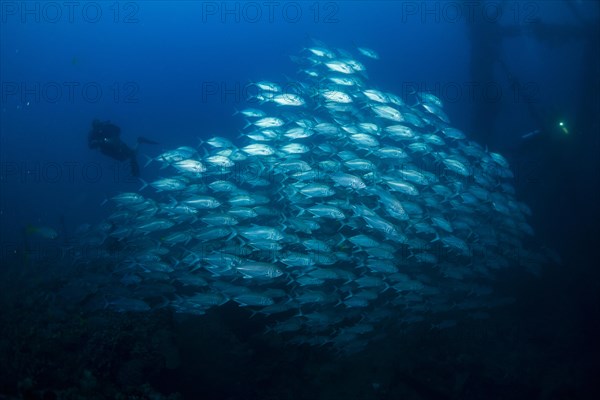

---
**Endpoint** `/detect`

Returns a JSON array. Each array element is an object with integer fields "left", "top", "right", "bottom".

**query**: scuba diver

[
  {"left": 497, "top": 59, "right": 573, "bottom": 151},
  {"left": 88, "top": 119, "right": 157, "bottom": 177}
]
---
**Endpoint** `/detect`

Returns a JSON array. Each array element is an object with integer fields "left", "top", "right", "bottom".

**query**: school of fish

[{"left": 73, "top": 40, "right": 552, "bottom": 352}]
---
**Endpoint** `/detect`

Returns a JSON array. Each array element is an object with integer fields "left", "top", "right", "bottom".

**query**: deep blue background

[
  {"left": 1, "top": 2, "right": 600, "bottom": 398},
  {"left": 0, "top": 1, "right": 597, "bottom": 261}
]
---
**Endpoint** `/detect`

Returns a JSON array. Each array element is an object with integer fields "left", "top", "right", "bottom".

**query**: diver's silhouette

[
  {"left": 88, "top": 119, "right": 157, "bottom": 177},
  {"left": 497, "top": 59, "right": 570, "bottom": 147}
]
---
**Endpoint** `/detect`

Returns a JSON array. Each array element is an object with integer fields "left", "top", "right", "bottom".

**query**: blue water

[
  {"left": 1, "top": 1, "right": 598, "bottom": 399},
  {"left": 0, "top": 2, "right": 593, "bottom": 248}
]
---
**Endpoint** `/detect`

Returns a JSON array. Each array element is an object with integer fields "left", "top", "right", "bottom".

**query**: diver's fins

[
  {"left": 137, "top": 137, "right": 159, "bottom": 145},
  {"left": 521, "top": 129, "right": 541, "bottom": 140}
]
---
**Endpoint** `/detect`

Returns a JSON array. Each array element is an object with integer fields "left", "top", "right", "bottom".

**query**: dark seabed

[{"left": 1, "top": 1, "right": 599, "bottom": 399}]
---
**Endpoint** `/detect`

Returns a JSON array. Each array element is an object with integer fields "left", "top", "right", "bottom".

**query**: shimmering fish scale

[{"left": 69, "top": 39, "right": 547, "bottom": 354}]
